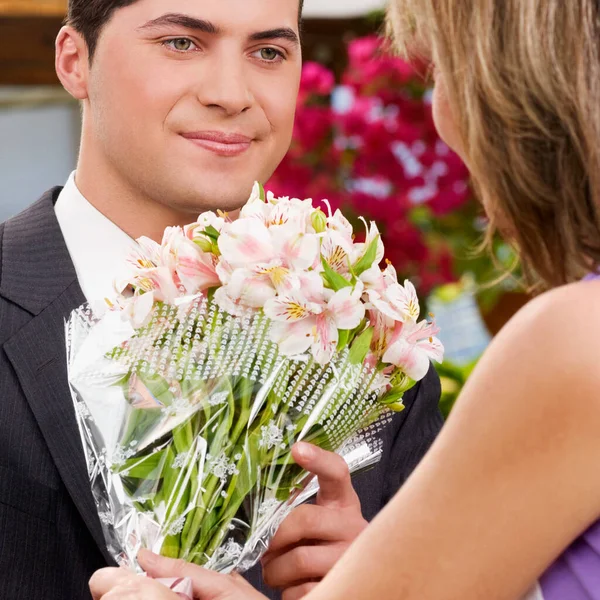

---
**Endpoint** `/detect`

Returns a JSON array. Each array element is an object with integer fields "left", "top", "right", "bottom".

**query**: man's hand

[
  {"left": 89, "top": 550, "right": 268, "bottom": 600},
  {"left": 261, "top": 443, "right": 368, "bottom": 600}
]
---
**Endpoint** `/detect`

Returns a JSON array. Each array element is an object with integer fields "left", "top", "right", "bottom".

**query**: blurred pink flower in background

[{"left": 267, "top": 35, "right": 477, "bottom": 296}]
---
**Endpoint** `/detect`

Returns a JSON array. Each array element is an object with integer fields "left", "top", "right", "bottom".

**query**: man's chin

[{"left": 167, "top": 183, "right": 257, "bottom": 215}]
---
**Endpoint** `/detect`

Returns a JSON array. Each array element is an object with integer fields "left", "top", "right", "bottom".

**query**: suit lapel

[{"left": 0, "top": 190, "right": 115, "bottom": 565}]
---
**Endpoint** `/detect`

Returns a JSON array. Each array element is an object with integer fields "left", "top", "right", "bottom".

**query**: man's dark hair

[{"left": 68, "top": 0, "right": 305, "bottom": 61}]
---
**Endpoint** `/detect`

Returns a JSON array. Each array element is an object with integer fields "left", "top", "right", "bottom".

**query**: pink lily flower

[
  {"left": 366, "top": 278, "right": 421, "bottom": 323},
  {"left": 264, "top": 283, "right": 366, "bottom": 365},
  {"left": 216, "top": 217, "right": 321, "bottom": 309},
  {"left": 327, "top": 208, "right": 354, "bottom": 240},
  {"left": 241, "top": 190, "right": 316, "bottom": 235},
  {"left": 369, "top": 308, "right": 396, "bottom": 358},
  {"left": 359, "top": 261, "right": 399, "bottom": 296},
  {"left": 170, "top": 234, "right": 220, "bottom": 294},
  {"left": 382, "top": 319, "right": 444, "bottom": 380},
  {"left": 320, "top": 229, "right": 355, "bottom": 275},
  {"left": 125, "top": 233, "right": 181, "bottom": 304},
  {"left": 159, "top": 227, "right": 220, "bottom": 296}
]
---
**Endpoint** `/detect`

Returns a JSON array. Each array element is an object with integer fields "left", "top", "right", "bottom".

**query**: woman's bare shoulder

[
  {"left": 511, "top": 280, "right": 600, "bottom": 329},
  {"left": 470, "top": 280, "right": 600, "bottom": 412}
]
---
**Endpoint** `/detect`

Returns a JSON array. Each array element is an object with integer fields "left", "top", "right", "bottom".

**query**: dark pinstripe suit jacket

[{"left": 0, "top": 189, "right": 443, "bottom": 600}]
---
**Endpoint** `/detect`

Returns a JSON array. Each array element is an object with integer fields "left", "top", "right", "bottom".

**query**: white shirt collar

[{"left": 55, "top": 171, "right": 137, "bottom": 310}]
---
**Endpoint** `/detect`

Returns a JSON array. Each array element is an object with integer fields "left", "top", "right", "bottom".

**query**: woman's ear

[{"left": 55, "top": 26, "right": 89, "bottom": 101}]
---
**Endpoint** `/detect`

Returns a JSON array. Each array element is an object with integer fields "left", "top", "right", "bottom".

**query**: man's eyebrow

[
  {"left": 248, "top": 28, "right": 300, "bottom": 46},
  {"left": 136, "top": 13, "right": 221, "bottom": 35}
]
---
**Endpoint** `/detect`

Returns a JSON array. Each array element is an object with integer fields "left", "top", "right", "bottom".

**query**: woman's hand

[
  {"left": 90, "top": 566, "right": 181, "bottom": 600},
  {"left": 89, "top": 550, "right": 269, "bottom": 600}
]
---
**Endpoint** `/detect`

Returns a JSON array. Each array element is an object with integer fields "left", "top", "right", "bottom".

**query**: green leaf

[
  {"left": 115, "top": 449, "right": 166, "bottom": 479},
  {"left": 321, "top": 257, "right": 352, "bottom": 291},
  {"left": 353, "top": 235, "right": 380, "bottom": 277},
  {"left": 258, "top": 182, "right": 266, "bottom": 201},
  {"left": 337, "top": 329, "right": 351, "bottom": 351},
  {"left": 348, "top": 327, "right": 374, "bottom": 364},
  {"left": 379, "top": 387, "right": 406, "bottom": 407},
  {"left": 203, "top": 225, "right": 221, "bottom": 241}
]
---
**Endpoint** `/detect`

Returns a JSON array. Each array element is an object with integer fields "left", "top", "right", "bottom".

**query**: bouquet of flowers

[{"left": 66, "top": 183, "right": 443, "bottom": 575}]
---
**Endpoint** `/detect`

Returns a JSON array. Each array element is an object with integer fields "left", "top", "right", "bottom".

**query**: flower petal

[
  {"left": 213, "top": 286, "right": 247, "bottom": 317},
  {"left": 126, "top": 292, "right": 155, "bottom": 329},
  {"left": 273, "top": 228, "right": 321, "bottom": 271},
  {"left": 215, "top": 258, "right": 234, "bottom": 286},
  {"left": 359, "top": 264, "right": 385, "bottom": 292},
  {"left": 400, "top": 280, "right": 421, "bottom": 320},
  {"left": 405, "top": 319, "right": 440, "bottom": 344},
  {"left": 382, "top": 338, "right": 431, "bottom": 381},
  {"left": 253, "top": 261, "right": 295, "bottom": 294},
  {"left": 226, "top": 268, "right": 276, "bottom": 308},
  {"left": 218, "top": 219, "right": 274, "bottom": 268},
  {"left": 321, "top": 230, "right": 354, "bottom": 274},
  {"left": 383, "top": 262, "right": 398, "bottom": 284},
  {"left": 269, "top": 318, "right": 315, "bottom": 356},
  {"left": 370, "top": 308, "right": 395, "bottom": 356},
  {"left": 378, "top": 282, "right": 420, "bottom": 322},
  {"left": 366, "top": 289, "right": 407, "bottom": 322},
  {"left": 416, "top": 336, "right": 445, "bottom": 363},
  {"left": 146, "top": 266, "right": 181, "bottom": 303},
  {"left": 328, "top": 286, "right": 366, "bottom": 330},
  {"left": 239, "top": 182, "right": 269, "bottom": 222},
  {"left": 366, "top": 220, "right": 385, "bottom": 263},
  {"left": 195, "top": 210, "right": 226, "bottom": 233},
  {"left": 131, "top": 236, "right": 161, "bottom": 267},
  {"left": 296, "top": 270, "right": 326, "bottom": 303},
  {"left": 175, "top": 240, "right": 220, "bottom": 293},
  {"left": 311, "top": 314, "right": 339, "bottom": 365},
  {"left": 328, "top": 209, "right": 354, "bottom": 239},
  {"left": 264, "top": 291, "right": 322, "bottom": 322}
]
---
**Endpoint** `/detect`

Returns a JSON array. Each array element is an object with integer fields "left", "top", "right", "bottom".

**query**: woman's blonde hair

[{"left": 388, "top": 1, "right": 600, "bottom": 289}]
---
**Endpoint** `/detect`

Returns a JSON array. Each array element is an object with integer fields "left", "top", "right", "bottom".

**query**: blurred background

[{"left": 0, "top": 0, "right": 527, "bottom": 413}]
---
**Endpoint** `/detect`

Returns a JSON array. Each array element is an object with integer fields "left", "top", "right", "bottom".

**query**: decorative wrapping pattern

[{"left": 67, "top": 295, "right": 392, "bottom": 574}]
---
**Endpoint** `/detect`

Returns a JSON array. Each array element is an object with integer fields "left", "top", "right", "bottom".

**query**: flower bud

[
  {"left": 311, "top": 209, "right": 328, "bottom": 233},
  {"left": 194, "top": 234, "right": 214, "bottom": 253}
]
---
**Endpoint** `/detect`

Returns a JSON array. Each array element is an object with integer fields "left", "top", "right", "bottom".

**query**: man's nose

[{"left": 194, "top": 52, "right": 254, "bottom": 116}]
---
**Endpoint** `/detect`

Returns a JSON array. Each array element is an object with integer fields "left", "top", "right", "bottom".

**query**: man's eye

[
  {"left": 257, "top": 48, "right": 284, "bottom": 62},
  {"left": 164, "top": 38, "right": 197, "bottom": 52}
]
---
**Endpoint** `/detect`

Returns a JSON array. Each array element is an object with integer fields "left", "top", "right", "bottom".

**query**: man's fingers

[
  {"left": 262, "top": 543, "right": 345, "bottom": 589},
  {"left": 282, "top": 582, "right": 319, "bottom": 600},
  {"left": 89, "top": 568, "right": 137, "bottom": 600},
  {"left": 264, "top": 504, "right": 366, "bottom": 559},
  {"left": 292, "top": 443, "right": 359, "bottom": 508},
  {"left": 138, "top": 550, "right": 233, "bottom": 600}
]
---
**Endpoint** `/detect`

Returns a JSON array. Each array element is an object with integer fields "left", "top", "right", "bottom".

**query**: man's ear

[{"left": 55, "top": 26, "right": 89, "bottom": 100}]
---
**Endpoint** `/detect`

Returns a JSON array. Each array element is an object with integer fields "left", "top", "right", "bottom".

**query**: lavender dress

[
  {"left": 524, "top": 273, "right": 600, "bottom": 599},
  {"left": 524, "top": 521, "right": 600, "bottom": 599}
]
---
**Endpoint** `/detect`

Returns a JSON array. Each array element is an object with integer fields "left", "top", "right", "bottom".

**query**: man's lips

[{"left": 180, "top": 131, "right": 253, "bottom": 157}]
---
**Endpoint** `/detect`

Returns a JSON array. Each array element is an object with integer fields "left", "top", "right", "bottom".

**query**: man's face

[{"left": 85, "top": 0, "right": 302, "bottom": 213}]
